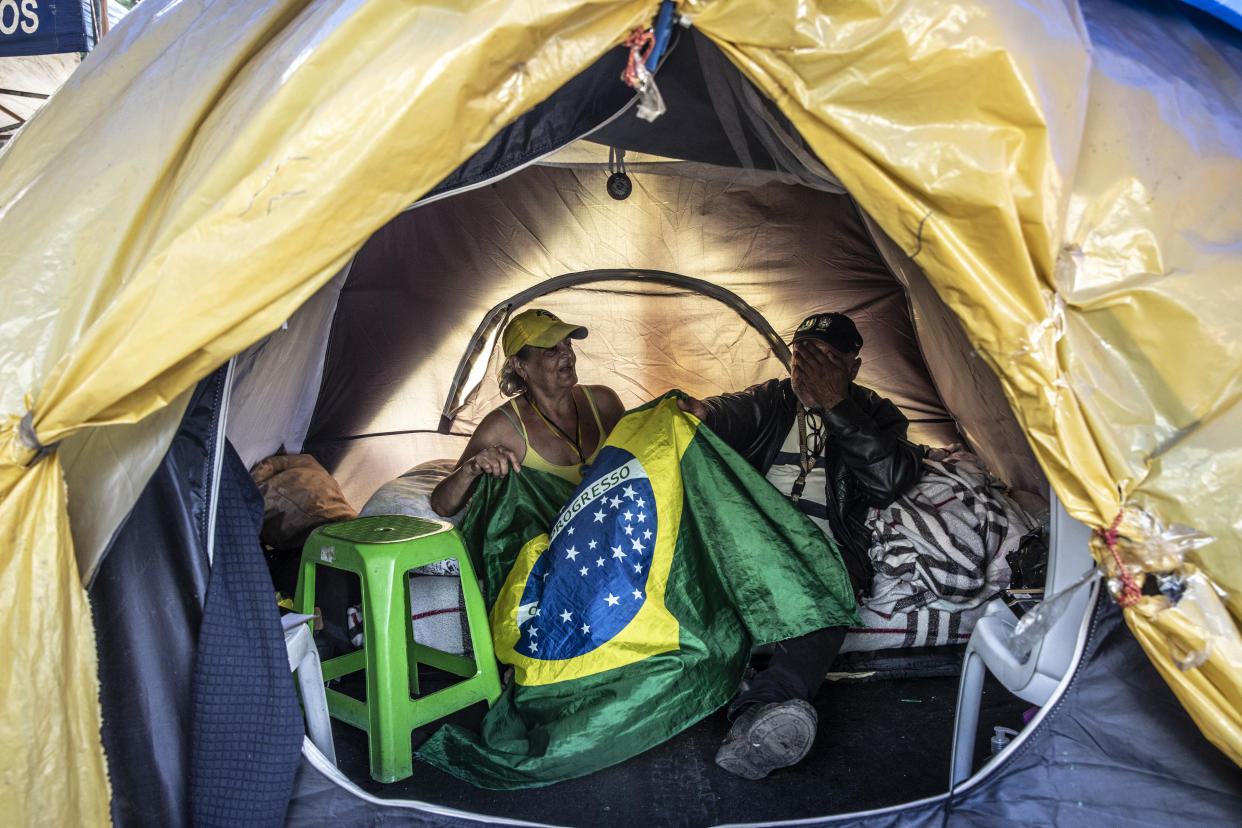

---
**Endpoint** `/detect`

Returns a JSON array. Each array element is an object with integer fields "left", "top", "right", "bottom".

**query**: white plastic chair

[
  {"left": 284, "top": 615, "right": 338, "bottom": 766},
  {"left": 949, "top": 486, "right": 1095, "bottom": 785}
]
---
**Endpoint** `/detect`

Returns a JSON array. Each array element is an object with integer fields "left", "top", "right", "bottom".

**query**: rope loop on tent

[
  {"left": 1098, "top": 511, "right": 1143, "bottom": 608},
  {"left": 18, "top": 410, "right": 58, "bottom": 467},
  {"left": 621, "top": 27, "right": 655, "bottom": 88}
]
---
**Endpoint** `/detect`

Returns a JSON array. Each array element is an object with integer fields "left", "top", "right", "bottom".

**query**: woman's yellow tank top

[{"left": 503, "top": 386, "right": 606, "bottom": 484}]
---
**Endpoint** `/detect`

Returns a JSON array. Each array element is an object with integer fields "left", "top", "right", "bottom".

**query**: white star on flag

[
  {"left": 596, "top": 557, "right": 605, "bottom": 567},
  {"left": 567, "top": 527, "right": 574, "bottom": 535},
  {"left": 579, "top": 566, "right": 588, "bottom": 576},
  {"left": 612, "top": 545, "right": 627, "bottom": 559},
  {"left": 623, "top": 524, "right": 634, "bottom": 535},
  {"left": 605, "top": 593, "right": 620, "bottom": 606},
  {"left": 588, "top": 539, "right": 597, "bottom": 549},
  {"left": 631, "top": 538, "right": 644, "bottom": 553},
  {"left": 593, "top": 509, "right": 605, "bottom": 523},
  {"left": 565, "top": 546, "right": 579, "bottom": 561},
  {"left": 623, "top": 510, "right": 633, "bottom": 522},
  {"left": 529, "top": 640, "right": 539, "bottom": 652},
  {"left": 529, "top": 626, "right": 539, "bottom": 636},
  {"left": 609, "top": 496, "right": 622, "bottom": 509},
  {"left": 623, "top": 485, "right": 636, "bottom": 499},
  {"left": 636, "top": 512, "right": 646, "bottom": 523},
  {"left": 632, "top": 589, "right": 643, "bottom": 600},
  {"left": 634, "top": 562, "right": 644, "bottom": 573},
  {"left": 560, "top": 610, "right": 573, "bottom": 623},
  {"left": 643, "top": 529, "right": 652, "bottom": 540},
  {"left": 635, "top": 497, "right": 646, "bottom": 508},
  {"left": 580, "top": 623, "right": 590, "bottom": 634}
]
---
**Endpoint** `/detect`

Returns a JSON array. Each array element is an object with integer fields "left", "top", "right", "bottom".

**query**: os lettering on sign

[{"left": 0, "top": 0, "right": 39, "bottom": 36}]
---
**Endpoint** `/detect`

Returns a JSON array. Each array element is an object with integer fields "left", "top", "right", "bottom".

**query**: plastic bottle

[{"left": 990, "top": 726, "right": 1020, "bottom": 755}]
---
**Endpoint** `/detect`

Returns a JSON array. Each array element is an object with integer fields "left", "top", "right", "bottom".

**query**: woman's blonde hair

[{"left": 498, "top": 348, "right": 531, "bottom": 397}]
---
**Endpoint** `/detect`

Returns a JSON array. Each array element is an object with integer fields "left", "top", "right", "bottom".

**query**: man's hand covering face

[{"left": 790, "top": 340, "right": 859, "bottom": 412}]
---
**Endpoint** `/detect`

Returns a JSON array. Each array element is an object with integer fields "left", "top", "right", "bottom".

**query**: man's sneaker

[{"left": 714, "top": 699, "right": 818, "bottom": 780}]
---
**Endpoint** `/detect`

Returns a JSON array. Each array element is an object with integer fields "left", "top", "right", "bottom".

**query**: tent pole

[
  {"left": 0, "top": 103, "right": 25, "bottom": 124},
  {"left": 0, "top": 88, "right": 50, "bottom": 100}
]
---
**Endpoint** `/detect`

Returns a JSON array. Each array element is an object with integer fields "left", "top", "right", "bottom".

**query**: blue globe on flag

[{"left": 515, "top": 446, "right": 657, "bottom": 660}]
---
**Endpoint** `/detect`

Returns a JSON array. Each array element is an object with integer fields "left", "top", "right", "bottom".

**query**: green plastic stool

[{"left": 294, "top": 515, "right": 502, "bottom": 782}]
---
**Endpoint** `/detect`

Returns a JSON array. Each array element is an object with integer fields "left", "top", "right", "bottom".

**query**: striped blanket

[{"left": 842, "top": 447, "right": 1036, "bottom": 652}]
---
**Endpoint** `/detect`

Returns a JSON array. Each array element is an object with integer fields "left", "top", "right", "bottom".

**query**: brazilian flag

[{"left": 417, "top": 394, "right": 860, "bottom": 788}]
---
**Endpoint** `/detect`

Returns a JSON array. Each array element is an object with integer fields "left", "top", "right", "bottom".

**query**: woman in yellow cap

[{"left": 430, "top": 309, "right": 625, "bottom": 516}]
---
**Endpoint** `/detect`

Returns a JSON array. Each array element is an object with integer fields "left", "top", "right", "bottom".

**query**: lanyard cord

[
  {"left": 527, "top": 390, "right": 585, "bottom": 462},
  {"left": 790, "top": 405, "right": 824, "bottom": 505}
]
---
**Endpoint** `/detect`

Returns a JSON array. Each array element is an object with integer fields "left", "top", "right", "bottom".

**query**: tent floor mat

[{"left": 326, "top": 648, "right": 1029, "bottom": 826}]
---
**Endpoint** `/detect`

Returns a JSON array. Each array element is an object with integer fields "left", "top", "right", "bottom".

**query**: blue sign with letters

[{"left": 0, "top": 0, "right": 96, "bottom": 57}]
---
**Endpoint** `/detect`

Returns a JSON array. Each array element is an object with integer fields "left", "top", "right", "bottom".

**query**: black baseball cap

[{"left": 791, "top": 312, "right": 863, "bottom": 353}]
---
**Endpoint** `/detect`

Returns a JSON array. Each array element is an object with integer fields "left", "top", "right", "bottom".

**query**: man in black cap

[{"left": 680, "top": 311, "right": 922, "bottom": 779}]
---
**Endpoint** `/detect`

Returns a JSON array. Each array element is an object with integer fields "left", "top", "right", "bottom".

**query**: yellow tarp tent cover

[{"left": 1, "top": 0, "right": 1240, "bottom": 821}]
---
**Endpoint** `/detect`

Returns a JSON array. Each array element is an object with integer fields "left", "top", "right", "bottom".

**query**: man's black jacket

[{"left": 698, "top": 378, "right": 923, "bottom": 595}]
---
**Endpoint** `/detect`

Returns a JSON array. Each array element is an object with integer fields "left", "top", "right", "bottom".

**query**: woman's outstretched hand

[{"left": 466, "top": 444, "right": 523, "bottom": 478}]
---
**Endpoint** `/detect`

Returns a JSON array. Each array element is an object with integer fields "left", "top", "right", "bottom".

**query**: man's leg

[
  {"left": 731, "top": 626, "right": 847, "bottom": 714},
  {"left": 716, "top": 626, "right": 847, "bottom": 779}
]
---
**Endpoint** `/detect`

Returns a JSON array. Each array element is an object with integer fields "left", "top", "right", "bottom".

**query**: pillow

[
  {"left": 250, "top": 453, "right": 357, "bottom": 551},
  {"left": 360, "top": 458, "right": 462, "bottom": 575},
  {"left": 359, "top": 458, "right": 462, "bottom": 524}
]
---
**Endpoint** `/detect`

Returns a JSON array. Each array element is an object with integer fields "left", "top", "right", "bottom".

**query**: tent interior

[
  {"left": 78, "top": 15, "right": 1242, "bottom": 828},
  {"left": 101, "top": 28, "right": 1060, "bottom": 823},
  {"left": 226, "top": 28, "right": 1046, "bottom": 509}
]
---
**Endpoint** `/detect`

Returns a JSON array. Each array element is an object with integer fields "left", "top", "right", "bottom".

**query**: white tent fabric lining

[
  {"left": 439, "top": 268, "right": 794, "bottom": 424},
  {"left": 285, "top": 163, "right": 1007, "bottom": 512}
]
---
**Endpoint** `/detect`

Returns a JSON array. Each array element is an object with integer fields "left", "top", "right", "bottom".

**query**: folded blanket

[
  {"left": 841, "top": 600, "right": 992, "bottom": 653},
  {"left": 863, "top": 447, "right": 1036, "bottom": 619}
]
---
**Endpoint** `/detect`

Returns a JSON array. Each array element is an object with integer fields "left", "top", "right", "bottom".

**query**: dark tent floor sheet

[
  {"left": 326, "top": 650, "right": 1030, "bottom": 826},
  {"left": 284, "top": 599, "right": 1242, "bottom": 827}
]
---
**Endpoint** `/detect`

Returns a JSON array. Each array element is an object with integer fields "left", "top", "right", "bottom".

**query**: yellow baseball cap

[{"left": 502, "top": 308, "right": 588, "bottom": 357}]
